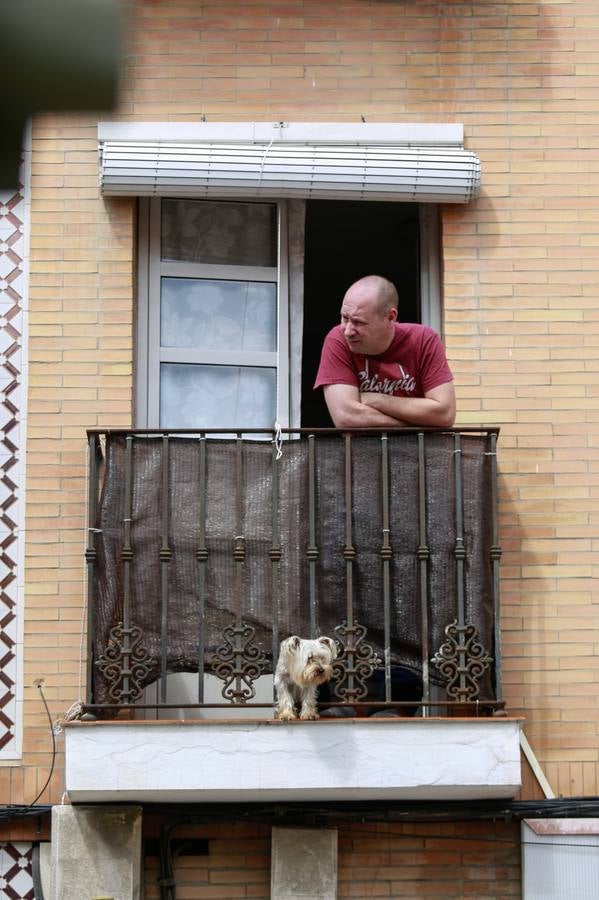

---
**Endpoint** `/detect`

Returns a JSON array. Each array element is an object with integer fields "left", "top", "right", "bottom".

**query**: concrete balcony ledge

[{"left": 65, "top": 717, "right": 522, "bottom": 803}]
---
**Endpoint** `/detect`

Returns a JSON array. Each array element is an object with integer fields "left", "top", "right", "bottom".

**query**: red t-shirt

[{"left": 314, "top": 322, "right": 453, "bottom": 398}]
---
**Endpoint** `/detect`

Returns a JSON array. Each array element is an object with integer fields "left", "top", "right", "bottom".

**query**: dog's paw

[
  {"left": 275, "top": 707, "right": 297, "bottom": 722},
  {"left": 299, "top": 708, "right": 319, "bottom": 720}
]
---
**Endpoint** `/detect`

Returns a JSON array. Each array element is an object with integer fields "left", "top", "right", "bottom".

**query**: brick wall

[
  {"left": 141, "top": 820, "right": 520, "bottom": 899},
  {"left": 143, "top": 821, "right": 271, "bottom": 900},
  {"left": 16, "top": 130, "right": 135, "bottom": 805},
  {"left": 338, "top": 821, "right": 521, "bottom": 898},
  {"left": 11, "top": 0, "right": 599, "bottom": 810}
]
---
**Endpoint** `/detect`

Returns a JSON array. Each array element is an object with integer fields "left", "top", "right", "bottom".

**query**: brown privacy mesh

[{"left": 92, "top": 433, "right": 495, "bottom": 703}]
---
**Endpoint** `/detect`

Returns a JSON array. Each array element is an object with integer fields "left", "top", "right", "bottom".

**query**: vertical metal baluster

[
  {"left": 232, "top": 433, "right": 246, "bottom": 698},
  {"left": 380, "top": 433, "right": 392, "bottom": 703},
  {"left": 211, "top": 434, "right": 266, "bottom": 705},
  {"left": 159, "top": 435, "right": 171, "bottom": 703},
  {"left": 234, "top": 433, "right": 244, "bottom": 618},
  {"left": 307, "top": 434, "right": 318, "bottom": 638},
  {"left": 196, "top": 435, "right": 207, "bottom": 704},
  {"left": 333, "top": 435, "right": 379, "bottom": 708},
  {"left": 454, "top": 433, "right": 466, "bottom": 699},
  {"left": 489, "top": 431, "right": 503, "bottom": 702},
  {"left": 271, "top": 437, "right": 281, "bottom": 686},
  {"left": 417, "top": 432, "right": 430, "bottom": 716},
  {"left": 121, "top": 435, "right": 134, "bottom": 704},
  {"left": 85, "top": 433, "right": 100, "bottom": 706},
  {"left": 432, "top": 432, "right": 493, "bottom": 706},
  {"left": 343, "top": 434, "right": 356, "bottom": 698}
]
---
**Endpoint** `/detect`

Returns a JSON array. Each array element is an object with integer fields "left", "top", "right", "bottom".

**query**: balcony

[{"left": 65, "top": 428, "right": 521, "bottom": 804}]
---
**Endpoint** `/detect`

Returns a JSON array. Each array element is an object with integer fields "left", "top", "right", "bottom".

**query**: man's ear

[{"left": 388, "top": 306, "right": 398, "bottom": 323}]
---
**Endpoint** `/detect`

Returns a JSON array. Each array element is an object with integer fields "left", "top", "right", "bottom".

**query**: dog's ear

[
  {"left": 284, "top": 635, "right": 301, "bottom": 651},
  {"left": 318, "top": 636, "right": 338, "bottom": 659}
]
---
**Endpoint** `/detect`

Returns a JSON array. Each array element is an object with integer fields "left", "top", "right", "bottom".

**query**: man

[{"left": 314, "top": 275, "right": 456, "bottom": 428}]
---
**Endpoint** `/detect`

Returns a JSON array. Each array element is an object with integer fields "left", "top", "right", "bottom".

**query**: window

[
  {"left": 137, "top": 197, "right": 289, "bottom": 430},
  {"left": 300, "top": 199, "right": 440, "bottom": 427},
  {"left": 137, "top": 198, "right": 440, "bottom": 429}
]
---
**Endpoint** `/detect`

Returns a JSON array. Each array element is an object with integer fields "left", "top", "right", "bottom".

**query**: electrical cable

[
  {"left": 27, "top": 681, "right": 56, "bottom": 809},
  {"left": 31, "top": 843, "right": 45, "bottom": 900},
  {"left": 6, "top": 794, "right": 599, "bottom": 828},
  {"left": 0, "top": 682, "right": 56, "bottom": 825},
  {"left": 0, "top": 805, "right": 52, "bottom": 824},
  {"left": 157, "top": 818, "right": 203, "bottom": 900},
  {"left": 139, "top": 796, "right": 599, "bottom": 827}
]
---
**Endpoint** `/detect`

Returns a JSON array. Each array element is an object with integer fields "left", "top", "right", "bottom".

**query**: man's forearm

[
  {"left": 360, "top": 392, "right": 455, "bottom": 427},
  {"left": 329, "top": 397, "right": 406, "bottom": 428}
]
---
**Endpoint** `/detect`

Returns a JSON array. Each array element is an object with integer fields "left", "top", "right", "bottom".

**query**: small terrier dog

[{"left": 274, "top": 635, "right": 338, "bottom": 721}]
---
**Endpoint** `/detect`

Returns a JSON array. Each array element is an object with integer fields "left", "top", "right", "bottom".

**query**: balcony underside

[{"left": 65, "top": 717, "right": 522, "bottom": 804}]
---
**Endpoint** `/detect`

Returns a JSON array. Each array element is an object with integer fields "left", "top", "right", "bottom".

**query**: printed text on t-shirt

[{"left": 358, "top": 362, "right": 416, "bottom": 395}]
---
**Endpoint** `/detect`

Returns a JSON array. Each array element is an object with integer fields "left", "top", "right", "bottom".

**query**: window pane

[
  {"left": 160, "top": 364, "right": 276, "bottom": 429},
  {"left": 161, "top": 199, "right": 277, "bottom": 266},
  {"left": 161, "top": 278, "right": 277, "bottom": 351}
]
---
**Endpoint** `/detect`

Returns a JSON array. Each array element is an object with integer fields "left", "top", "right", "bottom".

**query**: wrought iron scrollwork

[
  {"left": 332, "top": 620, "right": 381, "bottom": 703},
  {"left": 95, "top": 622, "right": 153, "bottom": 704},
  {"left": 212, "top": 621, "right": 267, "bottom": 704},
  {"left": 432, "top": 619, "right": 492, "bottom": 702}
]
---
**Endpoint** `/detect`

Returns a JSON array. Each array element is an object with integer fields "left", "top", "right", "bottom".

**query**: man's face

[{"left": 340, "top": 286, "right": 396, "bottom": 356}]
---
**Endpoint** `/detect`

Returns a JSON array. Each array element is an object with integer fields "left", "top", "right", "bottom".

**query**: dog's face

[{"left": 279, "top": 636, "right": 338, "bottom": 687}]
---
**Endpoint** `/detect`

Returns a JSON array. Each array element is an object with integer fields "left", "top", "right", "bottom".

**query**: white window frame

[
  {"left": 419, "top": 203, "right": 442, "bottom": 336},
  {"left": 136, "top": 197, "right": 290, "bottom": 429}
]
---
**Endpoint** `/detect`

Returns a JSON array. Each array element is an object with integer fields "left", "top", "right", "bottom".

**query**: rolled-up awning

[{"left": 98, "top": 122, "right": 481, "bottom": 204}]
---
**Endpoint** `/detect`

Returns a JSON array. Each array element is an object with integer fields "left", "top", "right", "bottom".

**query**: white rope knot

[{"left": 273, "top": 421, "right": 283, "bottom": 460}]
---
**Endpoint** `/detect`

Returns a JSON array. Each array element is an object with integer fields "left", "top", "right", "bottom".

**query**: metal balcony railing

[{"left": 84, "top": 427, "right": 503, "bottom": 719}]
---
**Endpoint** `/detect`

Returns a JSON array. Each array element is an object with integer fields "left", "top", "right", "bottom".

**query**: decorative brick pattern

[
  {"left": 0, "top": 843, "right": 34, "bottom": 899},
  {"left": 0, "top": 170, "right": 28, "bottom": 760}
]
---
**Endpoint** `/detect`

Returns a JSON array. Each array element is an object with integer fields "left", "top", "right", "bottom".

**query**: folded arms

[{"left": 322, "top": 381, "right": 456, "bottom": 429}]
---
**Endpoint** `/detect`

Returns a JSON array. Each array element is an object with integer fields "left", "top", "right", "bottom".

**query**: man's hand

[
  {"left": 323, "top": 384, "right": 402, "bottom": 428},
  {"left": 359, "top": 381, "right": 456, "bottom": 427},
  {"left": 360, "top": 393, "right": 385, "bottom": 407},
  {"left": 323, "top": 382, "right": 456, "bottom": 429},
  {"left": 359, "top": 392, "right": 408, "bottom": 424}
]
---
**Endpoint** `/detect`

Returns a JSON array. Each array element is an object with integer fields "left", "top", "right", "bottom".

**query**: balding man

[{"left": 314, "top": 275, "right": 456, "bottom": 428}]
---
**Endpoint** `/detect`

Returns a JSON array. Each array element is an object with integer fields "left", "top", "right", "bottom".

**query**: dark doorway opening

[{"left": 300, "top": 200, "right": 421, "bottom": 427}]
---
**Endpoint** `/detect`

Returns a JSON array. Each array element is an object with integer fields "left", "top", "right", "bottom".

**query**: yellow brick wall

[
  {"left": 10, "top": 0, "right": 599, "bottom": 808},
  {"left": 15, "top": 127, "right": 135, "bottom": 806},
  {"left": 141, "top": 819, "right": 520, "bottom": 900}
]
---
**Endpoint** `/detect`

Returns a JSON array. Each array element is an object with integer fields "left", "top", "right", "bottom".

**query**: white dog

[{"left": 274, "top": 635, "right": 338, "bottom": 721}]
